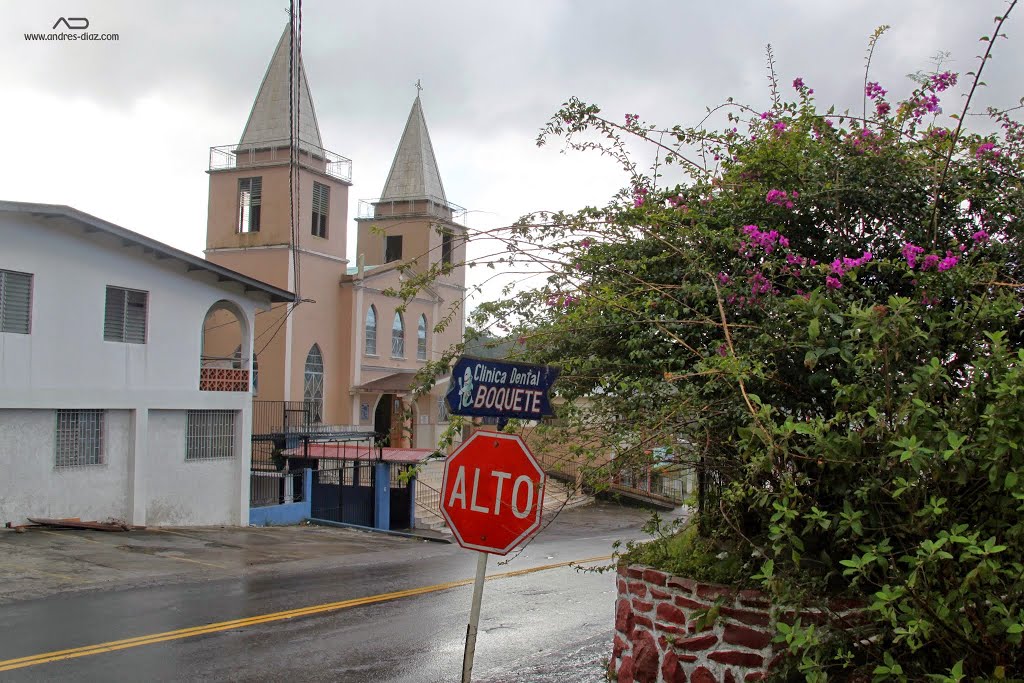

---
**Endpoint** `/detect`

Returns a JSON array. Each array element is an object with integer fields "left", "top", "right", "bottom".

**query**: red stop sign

[{"left": 440, "top": 431, "right": 546, "bottom": 555}]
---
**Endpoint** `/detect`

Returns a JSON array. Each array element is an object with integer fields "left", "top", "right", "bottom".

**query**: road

[{"left": 0, "top": 502, "right": 663, "bottom": 682}]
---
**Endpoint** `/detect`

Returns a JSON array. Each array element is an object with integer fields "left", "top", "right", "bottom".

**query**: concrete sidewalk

[{"left": 0, "top": 523, "right": 431, "bottom": 606}]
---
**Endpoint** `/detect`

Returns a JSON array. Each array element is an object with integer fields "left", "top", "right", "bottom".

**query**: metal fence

[
  {"left": 251, "top": 400, "right": 315, "bottom": 471},
  {"left": 250, "top": 470, "right": 305, "bottom": 508}
]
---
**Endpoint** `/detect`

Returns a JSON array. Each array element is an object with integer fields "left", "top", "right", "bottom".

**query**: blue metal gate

[{"left": 311, "top": 460, "right": 376, "bottom": 528}]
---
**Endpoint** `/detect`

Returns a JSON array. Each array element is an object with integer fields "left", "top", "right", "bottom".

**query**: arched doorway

[
  {"left": 374, "top": 393, "right": 394, "bottom": 446},
  {"left": 200, "top": 300, "right": 250, "bottom": 392}
]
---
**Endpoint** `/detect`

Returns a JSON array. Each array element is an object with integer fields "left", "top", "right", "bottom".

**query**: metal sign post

[{"left": 461, "top": 551, "right": 488, "bottom": 683}]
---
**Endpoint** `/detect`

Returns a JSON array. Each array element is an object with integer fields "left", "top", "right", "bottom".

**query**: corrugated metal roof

[{"left": 0, "top": 201, "right": 295, "bottom": 304}]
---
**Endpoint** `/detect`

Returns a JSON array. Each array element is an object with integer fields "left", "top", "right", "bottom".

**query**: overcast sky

[{"left": 3, "top": 1, "right": 1021, "bottom": 300}]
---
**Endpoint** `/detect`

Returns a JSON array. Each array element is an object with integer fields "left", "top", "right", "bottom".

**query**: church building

[{"left": 203, "top": 24, "right": 466, "bottom": 450}]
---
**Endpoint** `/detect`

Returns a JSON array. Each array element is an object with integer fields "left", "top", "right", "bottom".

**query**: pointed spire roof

[
  {"left": 380, "top": 96, "right": 447, "bottom": 202},
  {"left": 238, "top": 24, "right": 322, "bottom": 149}
]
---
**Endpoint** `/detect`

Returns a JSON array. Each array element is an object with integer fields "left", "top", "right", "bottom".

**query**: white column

[
  {"left": 127, "top": 408, "right": 149, "bottom": 526},
  {"left": 237, "top": 401, "right": 253, "bottom": 525}
]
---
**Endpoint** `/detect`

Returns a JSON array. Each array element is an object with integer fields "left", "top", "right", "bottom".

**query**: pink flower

[
  {"left": 825, "top": 276, "right": 843, "bottom": 290},
  {"left": 972, "top": 229, "right": 990, "bottom": 243},
  {"left": 865, "top": 82, "right": 887, "bottom": 100},
  {"left": 930, "top": 71, "right": 958, "bottom": 92},
  {"left": 773, "top": 121, "right": 787, "bottom": 132},
  {"left": 937, "top": 252, "right": 959, "bottom": 272},
  {"left": 902, "top": 243, "right": 925, "bottom": 269},
  {"left": 766, "top": 189, "right": 798, "bottom": 209},
  {"left": 921, "top": 254, "right": 941, "bottom": 271},
  {"left": 580, "top": 238, "right": 592, "bottom": 249},
  {"left": 975, "top": 142, "right": 1000, "bottom": 159},
  {"left": 875, "top": 101, "right": 891, "bottom": 117},
  {"left": 718, "top": 272, "right": 730, "bottom": 284},
  {"left": 792, "top": 77, "right": 805, "bottom": 89}
]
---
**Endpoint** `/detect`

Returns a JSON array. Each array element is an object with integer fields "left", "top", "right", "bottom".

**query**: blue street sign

[{"left": 446, "top": 357, "right": 560, "bottom": 420}]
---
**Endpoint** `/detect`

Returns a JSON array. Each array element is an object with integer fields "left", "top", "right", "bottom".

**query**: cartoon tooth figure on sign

[{"left": 458, "top": 366, "right": 474, "bottom": 409}]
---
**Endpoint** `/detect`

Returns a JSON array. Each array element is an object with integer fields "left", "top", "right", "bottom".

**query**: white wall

[
  {"left": 0, "top": 213, "right": 260, "bottom": 407},
  {"left": 0, "top": 211, "right": 269, "bottom": 526},
  {"left": 0, "top": 409, "right": 130, "bottom": 523},
  {"left": 145, "top": 410, "right": 243, "bottom": 526}
]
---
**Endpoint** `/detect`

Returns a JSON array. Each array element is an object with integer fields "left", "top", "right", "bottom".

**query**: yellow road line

[{"left": 0, "top": 554, "right": 611, "bottom": 672}]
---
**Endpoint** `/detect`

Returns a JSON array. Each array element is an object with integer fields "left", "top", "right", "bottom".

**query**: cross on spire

[{"left": 415, "top": 79, "right": 423, "bottom": 96}]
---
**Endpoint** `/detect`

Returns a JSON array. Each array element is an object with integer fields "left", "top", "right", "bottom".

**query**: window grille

[
  {"left": 385, "top": 235, "right": 403, "bottom": 263},
  {"left": 391, "top": 312, "right": 404, "bottom": 357},
  {"left": 0, "top": 269, "right": 32, "bottom": 334},
  {"left": 365, "top": 306, "right": 377, "bottom": 355},
  {"left": 417, "top": 314, "right": 428, "bottom": 360},
  {"left": 311, "top": 182, "right": 329, "bottom": 238},
  {"left": 304, "top": 345, "right": 324, "bottom": 423},
  {"left": 55, "top": 409, "right": 104, "bottom": 467},
  {"left": 437, "top": 396, "right": 449, "bottom": 423},
  {"left": 441, "top": 231, "right": 453, "bottom": 266},
  {"left": 238, "top": 177, "right": 262, "bottom": 233},
  {"left": 104, "top": 286, "right": 148, "bottom": 343},
  {"left": 186, "top": 410, "right": 236, "bottom": 460}
]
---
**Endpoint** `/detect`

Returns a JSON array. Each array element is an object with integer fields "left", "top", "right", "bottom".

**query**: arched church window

[
  {"left": 417, "top": 314, "right": 428, "bottom": 360},
  {"left": 304, "top": 344, "right": 324, "bottom": 423},
  {"left": 365, "top": 306, "right": 378, "bottom": 355},
  {"left": 391, "top": 312, "right": 405, "bottom": 358}
]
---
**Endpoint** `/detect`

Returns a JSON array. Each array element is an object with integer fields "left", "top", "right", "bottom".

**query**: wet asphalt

[{"left": 0, "top": 502, "right": 672, "bottom": 682}]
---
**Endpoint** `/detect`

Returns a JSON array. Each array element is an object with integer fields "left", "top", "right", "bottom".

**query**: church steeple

[
  {"left": 379, "top": 95, "right": 447, "bottom": 202},
  {"left": 238, "top": 23, "right": 322, "bottom": 149}
]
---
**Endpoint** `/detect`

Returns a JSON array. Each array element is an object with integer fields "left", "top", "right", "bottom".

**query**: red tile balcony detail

[{"left": 200, "top": 367, "right": 250, "bottom": 392}]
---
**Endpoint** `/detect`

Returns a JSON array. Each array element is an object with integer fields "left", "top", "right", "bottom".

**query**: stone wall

[
  {"left": 611, "top": 564, "right": 777, "bottom": 682},
  {"left": 611, "top": 564, "right": 862, "bottom": 682}
]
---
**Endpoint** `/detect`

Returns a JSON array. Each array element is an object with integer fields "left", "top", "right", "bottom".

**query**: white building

[{"left": 0, "top": 201, "right": 294, "bottom": 527}]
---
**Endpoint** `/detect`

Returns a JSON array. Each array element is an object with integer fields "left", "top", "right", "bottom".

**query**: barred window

[
  {"left": 186, "top": 410, "right": 236, "bottom": 460},
  {"left": 437, "top": 396, "right": 449, "bottom": 423},
  {"left": 391, "top": 312, "right": 404, "bottom": 358},
  {"left": 365, "top": 305, "right": 377, "bottom": 355},
  {"left": 311, "top": 182, "right": 329, "bottom": 238},
  {"left": 0, "top": 269, "right": 32, "bottom": 334},
  {"left": 238, "top": 177, "right": 262, "bottom": 233},
  {"left": 55, "top": 410, "right": 104, "bottom": 467},
  {"left": 417, "top": 314, "right": 428, "bottom": 361},
  {"left": 104, "top": 286, "right": 147, "bottom": 344}
]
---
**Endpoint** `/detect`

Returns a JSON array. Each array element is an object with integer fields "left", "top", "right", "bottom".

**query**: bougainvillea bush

[{"left": 464, "top": 13, "right": 1024, "bottom": 682}]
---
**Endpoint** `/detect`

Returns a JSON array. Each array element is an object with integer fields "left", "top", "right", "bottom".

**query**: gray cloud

[{"left": 2, "top": 0, "right": 1021, "bottom": 261}]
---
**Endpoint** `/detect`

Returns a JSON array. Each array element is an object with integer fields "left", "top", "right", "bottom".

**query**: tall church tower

[
  {"left": 346, "top": 93, "right": 467, "bottom": 448},
  {"left": 204, "top": 23, "right": 353, "bottom": 423},
  {"left": 355, "top": 94, "right": 467, "bottom": 285}
]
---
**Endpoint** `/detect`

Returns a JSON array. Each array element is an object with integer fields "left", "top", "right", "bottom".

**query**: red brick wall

[{"left": 610, "top": 565, "right": 862, "bottom": 683}]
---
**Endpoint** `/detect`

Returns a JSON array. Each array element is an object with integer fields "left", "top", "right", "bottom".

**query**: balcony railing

[
  {"left": 357, "top": 195, "right": 467, "bottom": 224},
  {"left": 200, "top": 367, "right": 250, "bottom": 392},
  {"left": 209, "top": 138, "right": 352, "bottom": 183}
]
